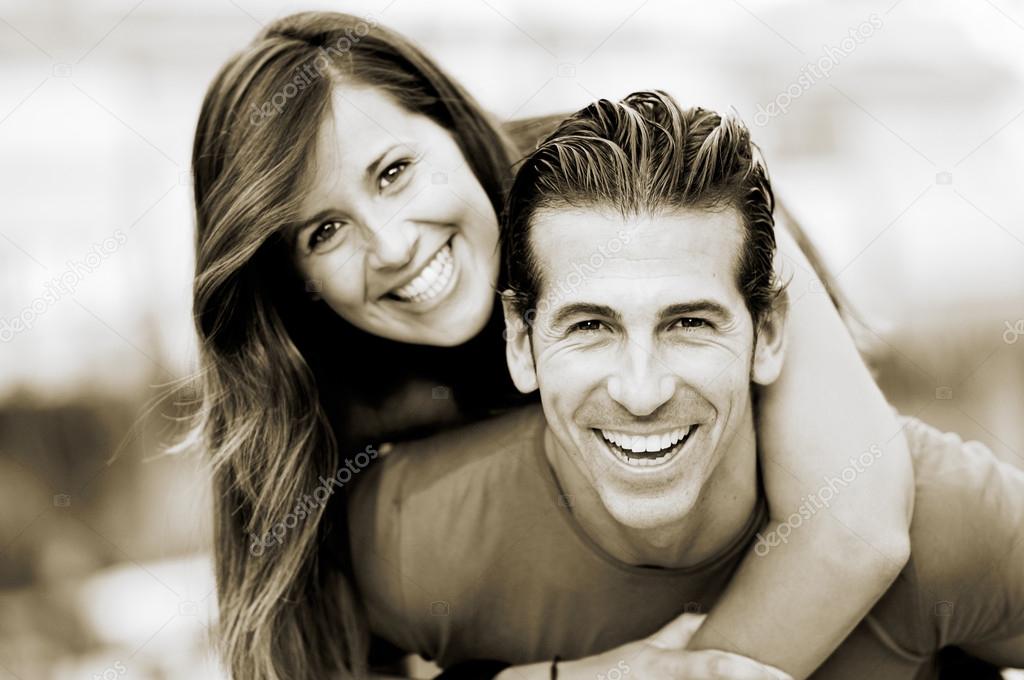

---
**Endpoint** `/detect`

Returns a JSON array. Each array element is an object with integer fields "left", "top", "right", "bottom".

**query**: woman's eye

[
  {"left": 569, "top": 319, "right": 606, "bottom": 334},
  {"left": 307, "top": 220, "right": 346, "bottom": 251},
  {"left": 378, "top": 160, "right": 410, "bottom": 190}
]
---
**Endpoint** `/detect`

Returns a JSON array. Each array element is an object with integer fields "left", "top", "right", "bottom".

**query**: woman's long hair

[{"left": 187, "top": 12, "right": 519, "bottom": 679}]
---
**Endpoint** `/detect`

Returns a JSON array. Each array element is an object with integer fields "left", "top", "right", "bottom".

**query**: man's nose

[
  {"left": 366, "top": 218, "right": 419, "bottom": 270},
  {"left": 606, "top": 340, "right": 676, "bottom": 417}
]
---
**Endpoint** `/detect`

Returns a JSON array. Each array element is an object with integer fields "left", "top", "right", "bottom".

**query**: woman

[{"left": 188, "top": 11, "right": 912, "bottom": 680}]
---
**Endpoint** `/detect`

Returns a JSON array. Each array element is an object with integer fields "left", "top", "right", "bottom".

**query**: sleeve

[
  {"left": 347, "top": 455, "right": 440, "bottom": 659},
  {"left": 946, "top": 437, "right": 1024, "bottom": 647},
  {"left": 902, "top": 419, "right": 1024, "bottom": 649}
]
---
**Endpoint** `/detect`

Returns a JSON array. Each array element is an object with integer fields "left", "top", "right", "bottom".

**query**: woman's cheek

[
  {"left": 318, "top": 254, "right": 367, "bottom": 306},
  {"left": 414, "top": 175, "right": 462, "bottom": 220}
]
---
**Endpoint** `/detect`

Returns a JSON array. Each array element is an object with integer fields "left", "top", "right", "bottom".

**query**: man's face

[{"left": 507, "top": 205, "right": 781, "bottom": 531}]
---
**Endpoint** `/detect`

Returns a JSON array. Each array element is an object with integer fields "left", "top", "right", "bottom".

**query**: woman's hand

[{"left": 497, "top": 614, "right": 791, "bottom": 680}]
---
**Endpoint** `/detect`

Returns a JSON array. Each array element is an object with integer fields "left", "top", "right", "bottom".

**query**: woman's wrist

[{"left": 495, "top": 658, "right": 570, "bottom": 680}]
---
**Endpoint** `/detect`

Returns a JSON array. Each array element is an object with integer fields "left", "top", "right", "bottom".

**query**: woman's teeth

[
  {"left": 599, "top": 426, "right": 694, "bottom": 466},
  {"left": 391, "top": 244, "right": 455, "bottom": 303}
]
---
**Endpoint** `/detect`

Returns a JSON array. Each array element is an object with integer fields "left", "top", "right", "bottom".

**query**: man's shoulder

[
  {"left": 345, "top": 404, "right": 551, "bottom": 657},
  {"left": 383, "top": 403, "right": 544, "bottom": 484},
  {"left": 871, "top": 416, "right": 1024, "bottom": 651},
  {"left": 902, "top": 414, "right": 1024, "bottom": 575},
  {"left": 349, "top": 403, "right": 545, "bottom": 517},
  {"left": 902, "top": 415, "right": 1024, "bottom": 551}
]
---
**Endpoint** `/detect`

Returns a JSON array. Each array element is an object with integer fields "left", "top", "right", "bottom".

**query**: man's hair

[{"left": 501, "top": 90, "right": 783, "bottom": 331}]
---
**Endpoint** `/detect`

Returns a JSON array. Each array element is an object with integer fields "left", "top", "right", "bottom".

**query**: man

[{"left": 348, "top": 91, "right": 1024, "bottom": 678}]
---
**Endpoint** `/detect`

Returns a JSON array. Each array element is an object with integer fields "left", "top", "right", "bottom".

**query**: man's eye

[
  {"left": 569, "top": 319, "right": 606, "bottom": 333},
  {"left": 672, "top": 317, "right": 709, "bottom": 330},
  {"left": 307, "top": 220, "right": 346, "bottom": 251},
  {"left": 378, "top": 160, "right": 410, "bottom": 190}
]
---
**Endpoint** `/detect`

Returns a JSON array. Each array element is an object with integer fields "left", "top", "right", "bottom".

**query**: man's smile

[{"left": 594, "top": 425, "right": 698, "bottom": 468}]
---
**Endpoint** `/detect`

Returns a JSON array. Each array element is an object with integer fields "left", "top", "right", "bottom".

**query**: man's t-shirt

[{"left": 347, "top": 405, "right": 1024, "bottom": 678}]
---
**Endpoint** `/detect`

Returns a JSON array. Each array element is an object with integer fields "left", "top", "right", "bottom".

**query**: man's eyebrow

[
  {"left": 550, "top": 303, "right": 622, "bottom": 327},
  {"left": 660, "top": 301, "right": 733, "bottom": 321}
]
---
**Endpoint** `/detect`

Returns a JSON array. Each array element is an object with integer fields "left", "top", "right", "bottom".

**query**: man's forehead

[{"left": 529, "top": 205, "right": 746, "bottom": 299}]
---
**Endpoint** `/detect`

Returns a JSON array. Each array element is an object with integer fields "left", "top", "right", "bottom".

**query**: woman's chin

[
  {"left": 420, "top": 295, "right": 495, "bottom": 347},
  {"left": 363, "top": 293, "right": 493, "bottom": 347},
  {"left": 398, "top": 270, "right": 495, "bottom": 346}
]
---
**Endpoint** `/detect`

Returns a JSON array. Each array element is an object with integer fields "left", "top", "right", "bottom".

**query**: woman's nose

[{"left": 367, "top": 220, "right": 419, "bottom": 270}]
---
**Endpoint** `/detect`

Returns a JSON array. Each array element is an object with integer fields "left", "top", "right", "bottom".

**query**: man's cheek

[
  {"left": 535, "top": 338, "right": 604, "bottom": 375},
  {"left": 667, "top": 345, "right": 747, "bottom": 383},
  {"left": 536, "top": 353, "right": 602, "bottom": 394}
]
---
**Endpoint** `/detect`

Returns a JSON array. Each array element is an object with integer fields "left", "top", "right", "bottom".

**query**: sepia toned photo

[{"left": 1, "top": 1, "right": 1022, "bottom": 678}]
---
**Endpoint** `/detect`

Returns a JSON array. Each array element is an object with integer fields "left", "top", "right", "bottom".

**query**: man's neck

[{"left": 543, "top": 423, "right": 759, "bottom": 569}]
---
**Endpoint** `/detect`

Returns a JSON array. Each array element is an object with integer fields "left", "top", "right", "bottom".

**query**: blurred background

[{"left": 1, "top": 0, "right": 1023, "bottom": 677}]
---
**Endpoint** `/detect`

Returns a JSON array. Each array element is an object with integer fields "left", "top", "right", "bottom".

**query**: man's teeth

[
  {"left": 600, "top": 426, "right": 692, "bottom": 458},
  {"left": 391, "top": 245, "right": 455, "bottom": 303}
]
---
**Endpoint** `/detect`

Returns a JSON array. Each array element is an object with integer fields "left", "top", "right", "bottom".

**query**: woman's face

[{"left": 292, "top": 85, "right": 500, "bottom": 346}]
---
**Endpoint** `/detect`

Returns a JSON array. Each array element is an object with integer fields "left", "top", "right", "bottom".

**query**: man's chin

[{"left": 599, "top": 488, "right": 699, "bottom": 532}]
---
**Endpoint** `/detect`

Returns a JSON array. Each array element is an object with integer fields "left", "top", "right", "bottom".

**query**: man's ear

[
  {"left": 501, "top": 294, "right": 539, "bottom": 394},
  {"left": 751, "top": 293, "right": 788, "bottom": 387}
]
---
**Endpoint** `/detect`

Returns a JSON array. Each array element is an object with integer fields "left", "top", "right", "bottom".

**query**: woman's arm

[
  {"left": 685, "top": 215, "right": 915, "bottom": 679},
  {"left": 494, "top": 614, "right": 785, "bottom": 680}
]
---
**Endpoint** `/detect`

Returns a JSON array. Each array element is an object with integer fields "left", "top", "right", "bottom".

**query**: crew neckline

[{"left": 529, "top": 415, "right": 767, "bottom": 577}]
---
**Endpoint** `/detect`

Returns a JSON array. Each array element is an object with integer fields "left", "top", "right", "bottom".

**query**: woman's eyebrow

[
  {"left": 364, "top": 143, "right": 402, "bottom": 182},
  {"left": 288, "top": 209, "right": 333, "bottom": 247},
  {"left": 301, "top": 209, "right": 333, "bottom": 229}
]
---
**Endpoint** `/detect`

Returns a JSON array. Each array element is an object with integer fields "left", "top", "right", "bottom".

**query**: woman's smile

[{"left": 385, "top": 237, "right": 460, "bottom": 308}]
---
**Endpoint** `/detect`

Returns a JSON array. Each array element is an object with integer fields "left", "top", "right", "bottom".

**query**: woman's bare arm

[{"left": 685, "top": 216, "right": 914, "bottom": 679}]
